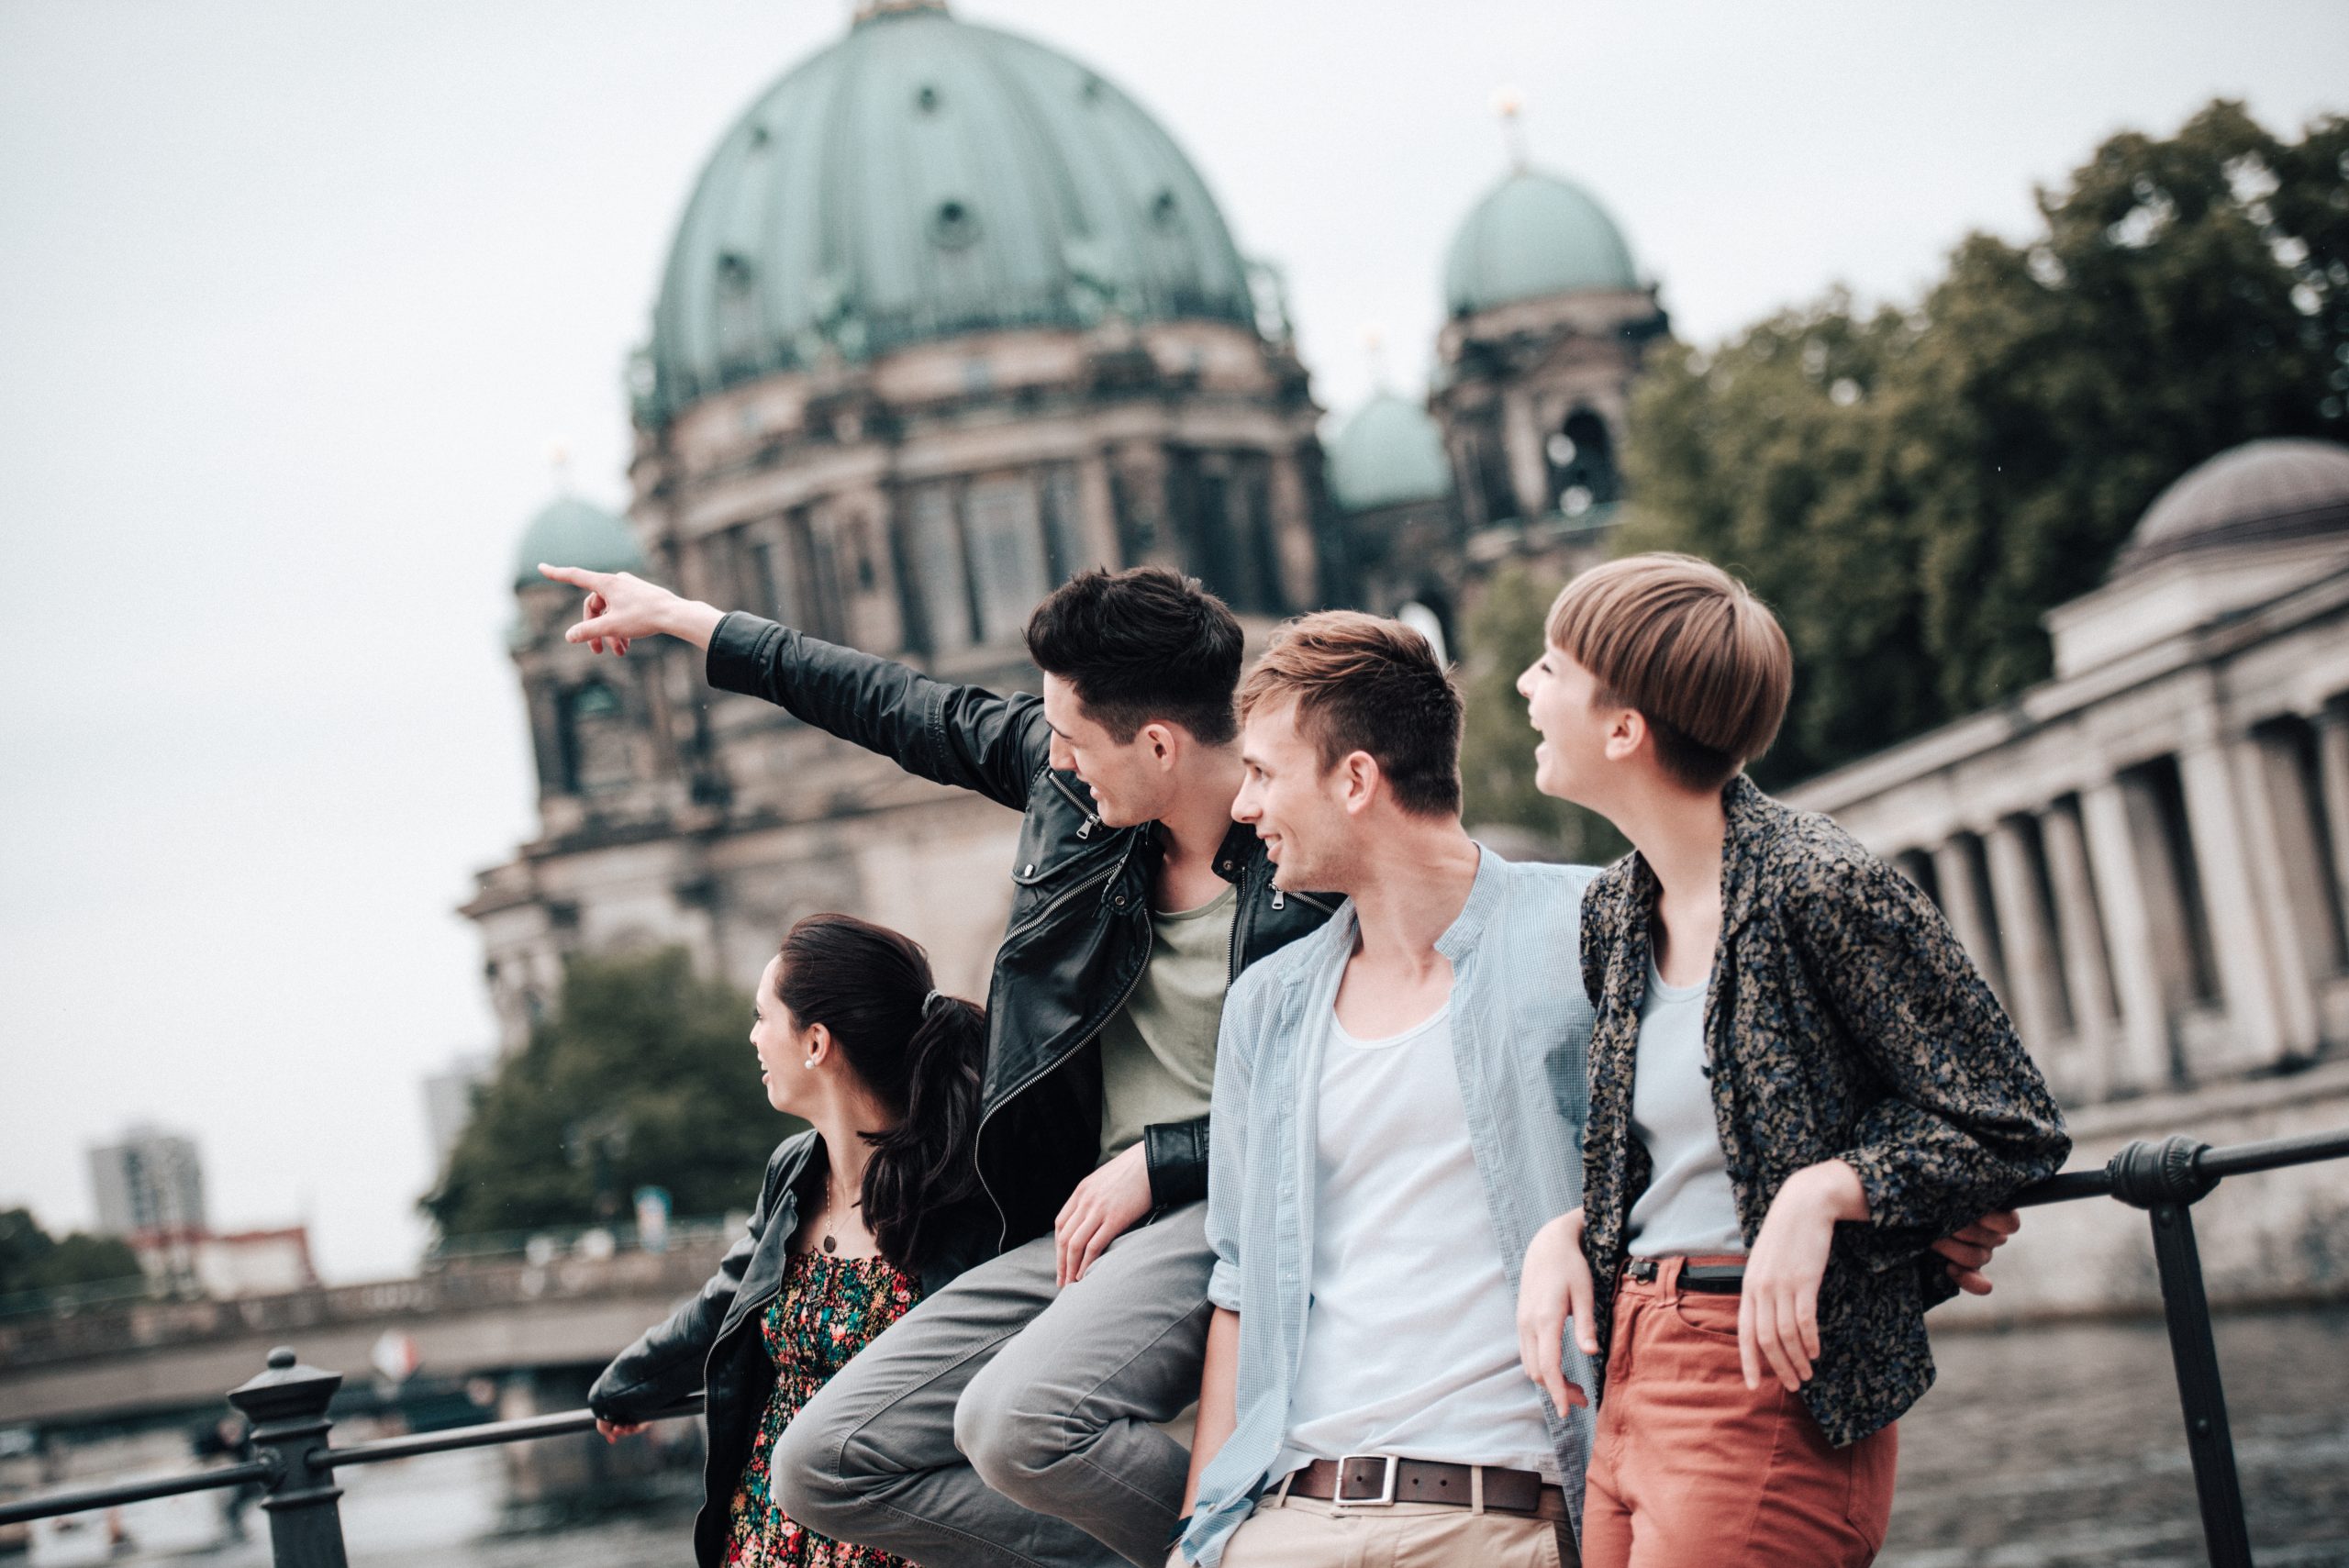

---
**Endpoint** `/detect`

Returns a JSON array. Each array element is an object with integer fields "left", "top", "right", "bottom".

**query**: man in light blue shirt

[{"left": 1175, "top": 612, "right": 1598, "bottom": 1568}]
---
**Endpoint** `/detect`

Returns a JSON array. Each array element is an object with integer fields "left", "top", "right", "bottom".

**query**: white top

[
  {"left": 1276, "top": 996, "right": 1559, "bottom": 1480},
  {"left": 1626, "top": 952, "right": 1748, "bottom": 1258}
]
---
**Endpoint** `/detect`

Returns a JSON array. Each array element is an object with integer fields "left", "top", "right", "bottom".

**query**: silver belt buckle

[{"left": 1332, "top": 1454, "right": 1398, "bottom": 1508}]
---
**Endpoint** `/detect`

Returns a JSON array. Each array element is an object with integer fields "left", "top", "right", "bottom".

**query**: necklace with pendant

[{"left": 819, "top": 1172, "right": 855, "bottom": 1254}]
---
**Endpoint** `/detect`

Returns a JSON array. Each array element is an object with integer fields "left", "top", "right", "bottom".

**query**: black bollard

[
  {"left": 227, "top": 1346, "right": 351, "bottom": 1568},
  {"left": 2105, "top": 1137, "right": 2252, "bottom": 1568}
]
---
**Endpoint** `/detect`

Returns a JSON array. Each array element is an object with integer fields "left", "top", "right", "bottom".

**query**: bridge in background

[{"left": 0, "top": 1235, "right": 730, "bottom": 1426}]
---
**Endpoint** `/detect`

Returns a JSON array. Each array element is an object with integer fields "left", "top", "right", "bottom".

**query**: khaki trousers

[{"left": 1191, "top": 1488, "right": 1573, "bottom": 1568}]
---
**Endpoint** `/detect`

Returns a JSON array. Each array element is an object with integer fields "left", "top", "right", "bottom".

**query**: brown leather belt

[{"left": 1284, "top": 1456, "right": 1571, "bottom": 1521}]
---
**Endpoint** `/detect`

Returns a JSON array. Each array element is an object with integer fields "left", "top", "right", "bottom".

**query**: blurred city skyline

[{"left": 4, "top": 0, "right": 2345, "bottom": 1281}]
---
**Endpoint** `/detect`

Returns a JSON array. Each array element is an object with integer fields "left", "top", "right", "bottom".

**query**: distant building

[
  {"left": 87, "top": 1124, "right": 206, "bottom": 1239},
  {"left": 423, "top": 1051, "right": 495, "bottom": 1169},
  {"left": 463, "top": 0, "right": 1661, "bottom": 1042},
  {"left": 187, "top": 1228, "right": 318, "bottom": 1299},
  {"left": 1790, "top": 439, "right": 2349, "bottom": 1101},
  {"left": 1789, "top": 439, "right": 2349, "bottom": 1321}
]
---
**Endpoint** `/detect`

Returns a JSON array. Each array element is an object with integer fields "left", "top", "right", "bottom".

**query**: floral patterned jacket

[{"left": 1578, "top": 775, "right": 2070, "bottom": 1446}]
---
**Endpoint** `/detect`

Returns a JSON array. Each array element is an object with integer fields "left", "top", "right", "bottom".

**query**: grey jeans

[{"left": 773, "top": 1202, "right": 1215, "bottom": 1568}]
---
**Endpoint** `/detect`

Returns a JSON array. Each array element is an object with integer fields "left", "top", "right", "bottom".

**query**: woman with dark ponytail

[{"left": 587, "top": 914, "right": 990, "bottom": 1568}]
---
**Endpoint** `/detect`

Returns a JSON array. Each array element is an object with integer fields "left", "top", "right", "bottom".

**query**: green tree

[
  {"left": 1456, "top": 563, "right": 1627, "bottom": 863},
  {"left": 1621, "top": 100, "right": 2349, "bottom": 784},
  {"left": 0, "top": 1208, "right": 143, "bottom": 1298},
  {"left": 422, "top": 948, "right": 796, "bottom": 1240}
]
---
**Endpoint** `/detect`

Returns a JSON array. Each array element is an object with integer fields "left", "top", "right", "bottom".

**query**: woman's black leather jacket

[
  {"left": 587, "top": 1129, "right": 989, "bottom": 1568},
  {"left": 705, "top": 613, "right": 1335, "bottom": 1245}
]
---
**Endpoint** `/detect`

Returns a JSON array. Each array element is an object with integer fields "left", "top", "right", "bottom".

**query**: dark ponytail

[{"left": 774, "top": 914, "right": 985, "bottom": 1273}]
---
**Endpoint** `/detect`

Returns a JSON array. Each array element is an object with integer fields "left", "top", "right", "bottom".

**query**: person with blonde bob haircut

[{"left": 1513, "top": 553, "right": 2070, "bottom": 1567}]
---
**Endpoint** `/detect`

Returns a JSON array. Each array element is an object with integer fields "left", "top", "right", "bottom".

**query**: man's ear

[
  {"left": 1338, "top": 750, "right": 1382, "bottom": 815},
  {"left": 1139, "top": 718, "right": 1183, "bottom": 768}
]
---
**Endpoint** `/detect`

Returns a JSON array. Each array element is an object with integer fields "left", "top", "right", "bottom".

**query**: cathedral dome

[
  {"left": 1443, "top": 168, "right": 1639, "bottom": 317},
  {"left": 1326, "top": 391, "right": 1453, "bottom": 512},
  {"left": 645, "top": 0, "right": 1256, "bottom": 417},
  {"left": 2113, "top": 438, "right": 2349, "bottom": 576},
  {"left": 512, "top": 496, "right": 643, "bottom": 590}
]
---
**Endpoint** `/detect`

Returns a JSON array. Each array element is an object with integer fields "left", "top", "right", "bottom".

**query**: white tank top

[{"left": 1275, "top": 997, "right": 1559, "bottom": 1480}]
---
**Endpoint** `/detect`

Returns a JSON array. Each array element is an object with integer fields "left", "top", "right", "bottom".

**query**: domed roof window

[
  {"left": 512, "top": 496, "right": 644, "bottom": 591},
  {"left": 2112, "top": 438, "right": 2349, "bottom": 576},
  {"left": 1443, "top": 168, "right": 1639, "bottom": 317},
  {"left": 1326, "top": 392, "right": 1454, "bottom": 513},
  {"left": 645, "top": 3, "right": 1257, "bottom": 417}
]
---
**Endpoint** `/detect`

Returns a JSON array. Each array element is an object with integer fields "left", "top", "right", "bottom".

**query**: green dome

[
  {"left": 1443, "top": 168, "right": 1638, "bottom": 317},
  {"left": 513, "top": 496, "right": 644, "bottom": 590},
  {"left": 646, "top": 2, "right": 1256, "bottom": 415},
  {"left": 1326, "top": 392, "right": 1453, "bottom": 512}
]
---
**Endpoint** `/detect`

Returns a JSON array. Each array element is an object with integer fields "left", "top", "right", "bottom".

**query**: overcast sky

[{"left": 4, "top": 0, "right": 2344, "bottom": 1283}]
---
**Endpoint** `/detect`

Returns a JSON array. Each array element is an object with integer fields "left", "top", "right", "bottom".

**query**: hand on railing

[{"left": 1931, "top": 1208, "right": 2021, "bottom": 1296}]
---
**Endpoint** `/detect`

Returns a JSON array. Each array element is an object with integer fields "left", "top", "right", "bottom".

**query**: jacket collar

[
  {"left": 1434, "top": 842, "right": 1507, "bottom": 964},
  {"left": 1719, "top": 773, "right": 1785, "bottom": 937},
  {"left": 1212, "top": 819, "right": 1265, "bottom": 882}
]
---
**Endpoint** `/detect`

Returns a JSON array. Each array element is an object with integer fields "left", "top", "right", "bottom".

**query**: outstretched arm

[{"left": 537, "top": 564, "right": 1050, "bottom": 812}]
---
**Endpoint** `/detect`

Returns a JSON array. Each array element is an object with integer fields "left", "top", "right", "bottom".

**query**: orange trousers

[{"left": 1580, "top": 1256, "right": 1898, "bottom": 1568}]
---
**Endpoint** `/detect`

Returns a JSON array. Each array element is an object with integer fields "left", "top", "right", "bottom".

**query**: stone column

[
  {"left": 1503, "top": 388, "right": 1550, "bottom": 522},
  {"left": 2077, "top": 778, "right": 2175, "bottom": 1093},
  {"left": 2039, "top": 802, "right": 2118, "bottom": 1103},
  {"left": 2176, "top": 740, "right": 2289, "bottom": 1068},
  {"left": 2313, "top": 707, "right": 2349, "bottom": 948},
  {"left": 1075, "top": 451, "right": 1122, "bottom": 571},
  {"left": 1931, "top": 837, "right": 2008, "bottom": 1002},
  {"left": 2252, "top": 728, "right": 2342, "bottom": 991},
  {"left": 1264, "top": 445, "right": 1321, "bottom": 612},
  {"left": 1984, "top": 818, "right": 2067, "bottom": 1063}
]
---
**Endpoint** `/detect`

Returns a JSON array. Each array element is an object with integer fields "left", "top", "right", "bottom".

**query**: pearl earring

[{"left": 803, "top": 1056, "right": 818, "bottom": 1069}]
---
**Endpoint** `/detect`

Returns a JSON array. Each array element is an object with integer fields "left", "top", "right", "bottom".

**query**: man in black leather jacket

[{"left": 546, "top": 561, "right": 1333, "bottom": 1568}]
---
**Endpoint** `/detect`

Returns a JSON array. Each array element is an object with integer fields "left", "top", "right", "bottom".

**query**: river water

[{"left": 28, "top": 1308, "right": 2348, "bottom": 1568}]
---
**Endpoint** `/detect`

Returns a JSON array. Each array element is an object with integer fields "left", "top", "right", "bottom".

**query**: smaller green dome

[
  {"left": 1444, "top": 168, "right": 1638, "bottom": 317},
  {"left": 1326, "top": 391, "right": 1453, "bottom": 513},
  {"left": 513, "top": 496, "right": 644, "bottom": 590}
]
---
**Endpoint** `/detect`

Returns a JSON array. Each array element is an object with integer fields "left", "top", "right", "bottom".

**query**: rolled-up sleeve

[{"left": 1203, "top": 990, "right": 1256, "bottom": 1314}]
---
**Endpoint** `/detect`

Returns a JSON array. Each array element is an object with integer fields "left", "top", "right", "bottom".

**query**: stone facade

[
  {"left": 468, "top": 315, "right": 1327, "bottom": 1050},
  {"left": 1785, "top": 439, "right": 2349, "bottom": 1318}
]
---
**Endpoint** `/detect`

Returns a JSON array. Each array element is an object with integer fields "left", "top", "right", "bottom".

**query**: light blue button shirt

[{"left": 1180, "top": 848, "right": 1599, "bottom": 1566}]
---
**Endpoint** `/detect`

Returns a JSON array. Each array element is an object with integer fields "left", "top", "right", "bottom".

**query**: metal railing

[{"left": 3, "top": 1126, "right": 2344, "bottom": 1568}]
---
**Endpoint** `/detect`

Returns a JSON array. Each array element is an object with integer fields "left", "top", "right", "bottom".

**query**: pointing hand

[{"left": 537, "top": 565, "right": 725, "bottom": 653}]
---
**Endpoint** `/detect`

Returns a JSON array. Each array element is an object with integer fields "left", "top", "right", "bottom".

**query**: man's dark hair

[{"left": 1025, "top": 567, "right": 1244, "bottom": 745}]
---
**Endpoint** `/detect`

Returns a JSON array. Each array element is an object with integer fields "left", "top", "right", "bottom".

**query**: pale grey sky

[{"left": 4, "top": 0, "right": 2343, "bottom": 1282}]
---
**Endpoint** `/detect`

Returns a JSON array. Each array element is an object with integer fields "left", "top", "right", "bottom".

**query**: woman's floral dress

[{"left": 724, "top": 1250, "right": 925, "bottom": 1568}]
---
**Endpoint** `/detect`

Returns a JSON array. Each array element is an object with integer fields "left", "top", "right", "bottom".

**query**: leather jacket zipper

[{"left": 1046, "top": 772, "right": 1101, "bottom": 840}]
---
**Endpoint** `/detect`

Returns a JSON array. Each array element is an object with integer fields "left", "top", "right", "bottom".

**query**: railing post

[
  {"left": 227, "top": 1346, "right": 351, "bottom": 1568},
  {"left": 2107, "top": 1136, "right": 2253, "bottom": 1568}
]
